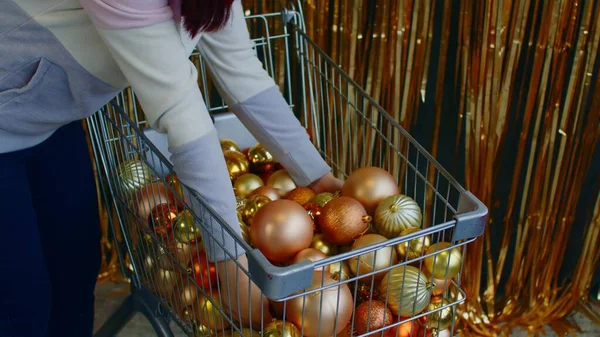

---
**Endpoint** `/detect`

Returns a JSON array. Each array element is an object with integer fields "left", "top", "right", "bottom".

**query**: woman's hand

[{"left": 307, "top": 172, "right": 344, "bottom": 194}]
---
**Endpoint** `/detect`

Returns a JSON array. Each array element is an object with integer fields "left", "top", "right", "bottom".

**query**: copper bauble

[
  {"left": 354, "top": 283, "right": 380, "bottom": 305},
  {"left": 286, "top": 187, "right": 316, "bottom": 206},
  {"left": 173, "top": 210, "right": 202, "bottom": 244},
  {"left": 379, "top": 265, "right": 433, "bottom": 317},
  {"left": 287, "top": 271, "right": 354, "bottom": 337},
  {"left": 234, "top": 173, "right": 264, "bottom": 198},
  {"left": 250, "top": 199, "right": 314, "bottom": 262},
  {"left": 242, "top": 194, "right": 271, "bottom": 225},
  {"left": 248, "top": 185, "right": 283, "bottom": 200},
  {"left": 148, "top": 204, "right": 178, "bottom": 236},
  {"left": 395, "top": 228, "right": 431, "bottom": 261},
  {"left": 341, "top": 167, "right": 400, "bottom": 214},
  {"left": 310, "top": 233, "right": 338, "bottom": 256},
  {"left": 188, "top": 252, "right": 218, "bottom": 291},
  {"left": 221, "top": 139, "right": 241, "bottom": 153},
  {"left": 118, "top": 160, "right": 154, "bottom": 194},
  {"left": 424, "top": 242, "right": 462, "bottom": 280},
  {"left": 354, "top": 300, "right": 393, "bottom": 336},
  {"left": 179, "top": 283, "right": 198, "bottom": 307},
  {"left": 165, "top": 172, "right": 185, "bottom": 199},
  {"left": 374, "top": 194, "right": 422, "bottom": 238},
  {"left": 348, "top": 234, "right": 398, "bottom": 283},
  {"left": 304, "top": 203, "right": 322, "bottom": 232},
  {"left": 326, "top": 261, "right": 351, "bottom": 282},
  {"left": 262, "top": 320, "right": 302, "bottom": 337},
  {"left": 426, "top": 299, "right": 455, "bottom": 330},
  {"left": 431, "top": 277, "right": 452, "bottom": 296},
  {"left": 247, "top": 143, "right": 275, "bottom": 173},
  {"left": 319, "top": 196, "right": 372, "bottom": 245},
  {"left": 266, "top": 170, "right": 297, "bottom": 194},
  {"left": 224, "top": 150, "right": 250, "bottom": 181},
  {"left": 134, "top": 183, "right": 178, "bottom": 224},
  {"left": 221, "top": 328, "right": 261, "bottom": 337},
  {"left": 312, "top": 192, "right": 337, "bottom": 207},
  {"left": 291, "top": 248, "right": 328, "bottom": 264},
  {"left": 386, "top": 319, "right": 420, "bottom": 337},
  {"left": 193, "top": 290, "right": 231, "bottom": 331},
  {"left": 268, "top": 298, "right": 287, "bottom": 319}
]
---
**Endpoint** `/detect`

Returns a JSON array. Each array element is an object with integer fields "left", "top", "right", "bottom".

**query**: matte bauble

[
  {"left": 266, "top": 170, "right": 297, "bottom": 194},
  {"left": 379, "top": 265, "right": 433, "bottom": 317},
  {"left": 248, "top": 185, "right": 283, "bottom": 200},
  {"left": 287, "top": 271, "right": 354, "bottom": 337},
  {"left": 310, "top": 233, "right": 338, "bottom": 256},
  {"left": 221, "top": 328, "right": 262, "bottom": 337},
  {"left": 165, "top": 172, "right": 185, "bottom": 200},
  {"left": 395, "top": 228, "right": 431, "bottom": 261},
  {"left": 134, "top": 183, "right": 178, "bottom": 224},
  {"left": 425, "top": 299, "right": 455, "bottom": 330},
  {"left": 374, "top": 194, "right": 422, "bottom": 238},
  {"left": 291, "top": 248, "right": 327, "bottom": 264},
  {"left": 220, "top": 139, "right": 241, "bottom": 153},
  {"left": 319, "top": 196, "right": 372, "bottom": 245},
  {"left": 250, "top": 199, "right": 314, "bottom": 262},
  {"left": 341, "top": 166, "right": 400, "bottom": 214},
  {"left": 173, "top": 210, "right": 202, "bottom": 244},
  {"left": 312, "top": 192, "right": 337, "bottom": 207},
  {"left": 193, "top": 290, "right": 231, "bottom": 331},
  {"left": 148, "top": 204, "right": 178, "bottom": 236},
  {"left": 286, "top": 187, "right": 316, "bottom": 206},
  {"left": 234, "top": 173, "right": 264, "bottom": 198},
  {"left": 354, "top": 300, "right": 393, "bottom": 337},
  {"left": 188, "top": 252, "right": 218, "bottom": 291},
  {"left": 224, "top": 150, "right": 250, "bottom": 181},
  {"left": 118, "top": 160, "right": 154, "bottom": 194},
  {"left": 247, "top": 143, "right": 275, "bottom": 173},
  {"left": 262, "top": 320, "right": 302, "bottom": 337},
  {"left": 179, "top": 283, "right": 198, "bottom": 307},
  {"left": 242, "top": 194, "right": 271, "bottom": 225},
  {"left": 326, "top": 261, "right": 351, "bottom": 282},
  {"left": 348, "top": 234, "right": 398, "bottom": 283},
  {"left": 303, "top": 203, "right": 322, "bottom": 232},
  {"left": 424, "top": 242, "right": 462, "bottom": 280}
]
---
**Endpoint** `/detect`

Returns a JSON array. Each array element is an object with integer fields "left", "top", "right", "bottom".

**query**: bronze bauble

[
  {"left": 248, "top": 185, "right": 283, "bottom": 200},
  {"left": 348, "top": 234, "right": 398, "bottom": 283},
  {"left": 285, "top": 187, "right": 317, "bottom": 206},
  {"left": 395, "top": 228, "right": 431, "bottom": 261},
  {"left": 220, "top": 139, "right": 241, "bottom": 153},
  {"left": 266, "top": 170, "right": 297, "bottom": 194},
  {"left": 262, "top": 320, "right": 302, "bottom": 337},
  {"left": 250, "top": 199, "right": 314, "bottom": 262},
  {"left": 379, "top": 265, "right": 433, "bottom": 317},
  {"left": 224, "top": 150, "right": 250, "bottom": 181},
  {"left": 247, "top": 143, "right": 275, "bottom": 173},
  {"left": 374, "top": 194, "right": 422, "bottom": 238},
  {"left": 310, "top": 233, "right": 338, "bottom": 256},
  {"left": 234, "top": 173, "right": 264, "bottom": 198},
  {"left": 319, "top": 196, "right": 371, "bottom": 245},
  {"left": 290, "top": 248, "right": 328, "bottom": 264},
  {"left": 341, "top": 166, "right": 400, "bottom": 214},
  {"left": 353, "top": 300, "right": 393, "bottom": 337},
  {"left": 242, "top": 194, "right": 271, "bottom": 225},
  {"left": 424, "top": 242, "right": 462, "bottom": 280}
]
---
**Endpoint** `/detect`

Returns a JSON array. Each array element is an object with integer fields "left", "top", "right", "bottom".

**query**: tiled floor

[{"left": 93, "top": 282, "right": 600, "bottom": 337}]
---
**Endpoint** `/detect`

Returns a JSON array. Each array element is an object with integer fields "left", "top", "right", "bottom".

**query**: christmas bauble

[
  {"left": 193, "top": 290, "right": 231, "bottom": 331},
  {"left": 326, "top": 261, "right": 351, "bottom": 282},
  {"left": 236, "top": 196, "right": 247, "bottom": 212},
  {"left": 385, "top": 319, "right": 420, "bottom": 337},
  {"left": 395, "top": 228, "right": 431, "bottom": 261},
  {"left": 221, "top": 328, "right": 261, "bottom": 337},
  {"left": 424, "top": 242, "right": 462, "bottom": 280},
  {"left": 262, "top": 320, "right": 302, "bottom": 337},
  {"left": 134, "top": 183, "right": 178, "bottom": 224},
  {"left": 220, "top": 139, "right": 241, "bottom": 153},
  {"left": 319, "top": 196, "right": 371, "bottom": 245},
  {"left": 194, "top": 324, "right": 214, "bottom": 337},
  {"left": 379, "top": 265, "right": 433, "bottom": 317},
  {"left": 238, "top": 212, "right": 251, "bottom": 245},
  {"left": 179, "top": 283, "right": 198, "bottom": 307},
  {"left": 310, "top": 233, "right": 338, "bottom": 256},
  {"left": 188, "top": 252, "right": 218, "bottom": 291},
  {"left": 153, "top": 268, "right": 181, "bottom": 297},
  {"left": 303, "top": 203, "right": 322, "bottom": 232},
  {"left": 268, "top": 298, "right": 287, "bottom": 319},
  {"left": 354, "top": 283, "right": 380, "bottom": 305},
  {"left": 118, "top": 160, "right": 154, "bottom": 194},
  {"left": 341, "top": 167, "right": 400, "bottom": 214},
  {"left": 248, "top": 185, "right": 283, "bottom": 200},
  {"left": 234, "top": 173, "right": 264, "bottom": 198},
  {"left": 286, "top": 187, "right": 316, "bottom": 206},
  {"left": 242, "top": 194, "right": 271, "bottom": 225},
  {"left": 171, "top": 241, "right": 194, "bottom": 267},
  {"left": 173, "top": 210, "right": 202, "bottom": 244},
  {"left": 148, "top": 204, "right": 178, "bottom": 236},
  {"left": 250, "top": 199, "right": 314, "bottom": 262},
  {"left": 266, "top": 170, "right": 297, "bottom": 194},
  {"left": 312, "top": 192, "right": 337, "bottom": 207},
  {"left": 348, "top": 234, "right": 398, "bottom": 283},
  {"left": 431, "top": 277, "right": 451, "bottom": 296},
  {"left": 354, "top": 300, "right": 393, "bottom": 337},
  {"left": 224, "top": 150, "right": 250, "bottom": 181},
  {"left": 287, "top": 271, "right": 354, "bottom": 337},
  {"left": 247, "top": 143, "right": 275, "bottom": 173},
  {"left": 374, "top": 194, "right": 422, "bottom": 238},
  {"left": 165, "top": 172, "right": 185, "bottom": 200},
  {"left": 290, "top": 248, "right": 328, "bottom": 264},
  {"left": 425, "top": 299, "right": 455, "bottom": 330}
]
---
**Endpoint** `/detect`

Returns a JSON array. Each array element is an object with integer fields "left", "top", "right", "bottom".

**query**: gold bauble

[
  {"left": 379, "top": 265, "right": 433, "bottom": 317},
  {"left": 242, "top": 194, "right": 271, "bottom": 225},
  {"left": 224, "top": 150, "right": 250, "bottom": 181},
  {"left": 220, "top": 139, "right": 241, "bottom": 153},
  {"left": 117, "top": 160, "right": 154, "bottom": 194},
  {"left": 173, "top": 210, "right": 202, "bottom": 244},
  {"left": 310, "top": 233, "right": 338, "bottom": 256},
  {"left": 341, "top": 166, "right": 400, "bottom": 215},
  {"left": 247, "top": 143, "right": 275, "bottom": 173},
  {"left": 312, "top": 192, "right": 337, "bottom": 207},
  {"left": 165, "top": 172, "right": 185, "bottom": 199},
  {"left": 395, "top": 228, "right": 431, "bottom": 261},
  {"left": 193, "top": 290, "right": 231, "bottom": 332},
  {"left": 266, "top": 170, "right": 297, "bottom": 194},
  {"left": 234, "top": 173, "right": 264, "bottom": 198},
  {"left": 426, "top": 299, "right": 455, "bottom": 330},
  {"left": 285, "top": 187, "right": 317, "bottom": 206},
  {"left": 290, "top": 248, "right": 328, "bottom": 264},
  {"left": 236, "top": 196, "right": 247, "bottom": 212},
  {"left": 326, "top": 261, "right": 351, "bottom": 282},
  {"left": 238, "top": 212, "right": 251, "bottom": 245},
  {"left": 221, "top": 328, "right": 261, "bottom": 337},
  {"left": 194, "top": 323, "right": 214, "bottom": 337},
  {"left": 424, "top": 242, "right": 462, "bottom": 280},
  {"left": 248, "top": 185, "right": 283, "bottom": 200},
  {"left": 431, "top": 277, "right": 452, "bottom": 297},
  {"left": 348, "top": 234, "right": 398, "bottom": 283},
  {"left": 374, "top": 194, "right": 422, "bottom": 238},
  {"left": 179, "top": 283, "right": 198, "bottom": 307},
  {"left": 262, "top": 320, "right": 302, "bottom": 337}
]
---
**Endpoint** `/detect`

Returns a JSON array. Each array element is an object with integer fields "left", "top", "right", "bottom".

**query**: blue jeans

[{"left": 0, "top": 121, "right": 101, "bottom": 337}]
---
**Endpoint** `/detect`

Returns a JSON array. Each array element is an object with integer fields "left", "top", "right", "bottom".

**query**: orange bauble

[
  {"left": 319, "top": 196, "right": 371, "bottom": 245},
  {"left": 250, "top": 199, "right": 314, "bottom": 262},
  {"left": 188, "top": 252, "right": 218, "bottom": 291},
  {"left": 285, "top": 187, "right": 316, "bottom": 206},
  {"left": 341, "top": 167, "right": 400, "bottom": 214},
  {"left": 354, "top": 300, "right": 393, "bottom": 336},
  {"left": 385, "top": 319, "right": 421, "bottom": 337},
  {"left": 290, "top": 248, "right": 328, "bottom": 264},
  {"left": 248, "top": 185, "right": 283, "bottom": 200}
]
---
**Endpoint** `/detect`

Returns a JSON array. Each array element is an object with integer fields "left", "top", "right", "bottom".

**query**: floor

[{"left": 93, "top": 282, "right": 600, "bottom": 337}]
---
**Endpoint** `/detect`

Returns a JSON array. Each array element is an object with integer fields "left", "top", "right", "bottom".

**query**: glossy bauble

[
  {"left": 326, "top": 261, "right": 351, "bottom": 282},
  {"left": 262, "top": 320, "right": 302, "bottom": 337},
  {"left": 319, "top": 196, "right": 371, "bottom": 245},
  {"left": 341, "top": 166, "right": 400, "bottom": 214},
  {"left": 234, "top": 173, "right": 264, "bottom": 198},
  {"left": 424, "top": 242, "right": 462, "bottom": 280},
  {"left": 395, "top": 228, "right": 431, "bottom": 261},
  {"left": 303, "top": 203, "right": 322, "bottom": 232},
  {"left": 425, "top": 299, "right": 455, "bottom": 331},
  {"left": 148, "top": 204, "right": 178, "bottom": 236},
  {"left": 266, "top": 170, "right": 297, "bottom": 194},
  {"left": 236, "top": 196, "right": 247, "bottom": 212},
  {"left": 290, "top": 248, "right": 328, "bottom": 264},
  {"left": 354, "top": 283, "right": 380, "bottom": 305},
  {"left": 220, "top": 139, "right": 241, "bottom": 153},
  {"left": 286, "top": 187, "right": 316, "bottom": 206},
  {"left": 178, "top": 283, "right": 198, "bottom": 307},
  {"left": 134, "top": 183, "right": 178, "bottom": 224},
  {"left": 379, "top": 265, "right": 433, "bottom": 317},
  {"left": 238, "top": 212, "right": 251, "bottom": 245},
  {"left": 248, "top": 185, "right": 283, "bottom": 201},
  {"left": 250, "top": 199, "right": 314, "bottom": 262},
  {"left": 310, "top": 233, "right": 338, "bottom": 256},
  {"left": 247, "top": 143, "right": 275, "bottom": 173},
  {"left": 312, "top": 192, "right": 337, "bottom": 207},
  {"left": 221, "top": 328, "right": 262, "bottom": 337},
  {"left": 224, "top": 150, "right": 250, "bottom": 181},
  {"left": 287, "top": 271, "right": 354, "bottom": 337},
  {"left": 353, "top": 300, "right": 393, "bottom": 337},
  {"left": 385, "top": 319, "right": 421, "bottom": 337},
  {"left": 165, "top": 172, "right": 185, "bottom": 199},
  {"left": 431, "top": 277, "right": 452, "bottom": 297},
  {"left": 188, "top": 252, "right": 218, "bottom": 291},
  {"left": 173, "top": 210, "right": 202, "bottom": 244},
  {"left": 118, "top": 160, "right": 154, "bottom": 194},
  {"left": 242, "top": 194, "right": 271, "bottom": 225},
  {"left": 374, "top": 194, "right": 422, "bottom": 238},
  {"left": 348, "top": 234, "right": 398, "bottom": 283},
  {"left": 153, "top": 268, "right": 181, "bottom": 297},
  {"left": 193, "top": 290, "right": 231, "bottom": 332}
]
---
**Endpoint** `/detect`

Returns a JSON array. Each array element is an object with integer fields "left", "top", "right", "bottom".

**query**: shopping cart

[{"left": 87, "top": 3, "right": 488, "bottom": 337}]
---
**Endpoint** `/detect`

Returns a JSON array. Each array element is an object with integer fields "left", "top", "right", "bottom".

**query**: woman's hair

[{"left": 181, "top": 0, "right": 235, "bottom": 37}]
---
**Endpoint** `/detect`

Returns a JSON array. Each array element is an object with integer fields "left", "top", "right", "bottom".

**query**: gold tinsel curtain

[{"left": 92, "top": 0, "right": 600, "bottom": 336}]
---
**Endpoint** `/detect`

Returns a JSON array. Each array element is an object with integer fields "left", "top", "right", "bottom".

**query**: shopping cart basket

[{"left": 87, "top": 3, "right": 488, "bottom": 337}]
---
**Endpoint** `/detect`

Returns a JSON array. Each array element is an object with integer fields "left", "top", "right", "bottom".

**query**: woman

[{"left": 0, "top": 0, "right": 342, "bottom": 336}]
